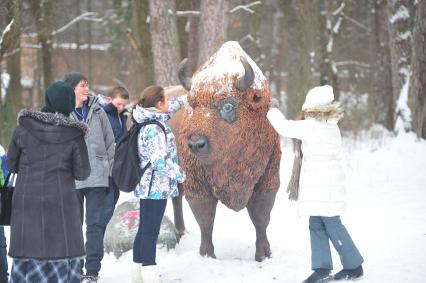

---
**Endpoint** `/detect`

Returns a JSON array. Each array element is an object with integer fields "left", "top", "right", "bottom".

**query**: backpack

[{"left": 112, "top": 120, "right": 166, "bottom": 193}]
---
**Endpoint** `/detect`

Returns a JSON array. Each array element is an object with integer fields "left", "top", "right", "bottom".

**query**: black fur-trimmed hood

[
  {"left": 302, "top": 102, "right": 344, "bottom": 122},
  {"left": 17, "top": 109, "right": 89, "bottom": 143}
]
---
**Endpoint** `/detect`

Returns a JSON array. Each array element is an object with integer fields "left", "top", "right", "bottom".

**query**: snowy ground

[{"left": 5, "top": 127, "right": 426, "bottom": 282}]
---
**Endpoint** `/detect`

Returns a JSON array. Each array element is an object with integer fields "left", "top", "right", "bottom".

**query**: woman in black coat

[{"left": 6, "top": 81, "right": 91, "bottom": 283}]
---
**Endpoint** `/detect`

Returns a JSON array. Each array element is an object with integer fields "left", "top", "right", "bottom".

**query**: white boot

[
  {"left": 141, "top": 265, "right": 161, "bottom": 283},
  {"left": 131, "top": 263, "right": 143, "bottom": 283}
]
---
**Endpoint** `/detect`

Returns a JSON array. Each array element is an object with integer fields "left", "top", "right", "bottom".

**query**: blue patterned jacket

[{"left": 132, "top": 97, "right": 186, "bottom": 199}]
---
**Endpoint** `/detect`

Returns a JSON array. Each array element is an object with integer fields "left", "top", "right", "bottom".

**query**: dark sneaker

[
  {"left": 81, "top": 274, "right": 99, "bottom": 283},
  {"left": 303, "top": 269, "right": 333, "bottom": 283},
  {"left": 333, "top": 265, "right": 364, "bottom": 280}
]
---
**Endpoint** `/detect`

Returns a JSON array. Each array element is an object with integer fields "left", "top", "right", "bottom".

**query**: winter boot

[
  {"left": 141, "top": 265, "right": 161, "bottom": 283},
  {"left": 131, "top": 263, "right": 143, "bottom": 283},
  {"left": 333, "top": 265, "right": 363, "bottom": 280},
  {"left": 302, "top": 268, "right": 333, "bottom": 283},
  {"left": 81, "top": 272, "right": 99, "bottom": 283}
]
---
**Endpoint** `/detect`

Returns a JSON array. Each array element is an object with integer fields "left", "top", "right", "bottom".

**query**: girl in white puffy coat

[{"left": 267, "top": 85, "right": 364, "bottom": 283}]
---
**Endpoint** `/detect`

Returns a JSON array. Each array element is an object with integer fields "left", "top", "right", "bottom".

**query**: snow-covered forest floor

[{"left": 6, "top": 126, "right": 426, "bottom": 282}]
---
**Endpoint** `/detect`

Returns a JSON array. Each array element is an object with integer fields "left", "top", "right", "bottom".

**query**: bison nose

[{"left": 188, "top": 134, "right": 210, "bottom": 156}]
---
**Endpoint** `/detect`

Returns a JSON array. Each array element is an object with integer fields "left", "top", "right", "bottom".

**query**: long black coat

[{"left": 6, "top": 109, "right": 91, "bottom": 260}]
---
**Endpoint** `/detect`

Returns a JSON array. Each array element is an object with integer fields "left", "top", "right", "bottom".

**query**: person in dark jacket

[
  {"left": 64, "top": 72, "right": 115, "bottom": 283},
  {"left": 102, "top": 86, "right": 130, "bottom": 143},
  {"left": 100, "top": 86, "right": 130, "bottom": 229},
  {"left": 6, "top": 81, "right": 91, "bottom": 283}
]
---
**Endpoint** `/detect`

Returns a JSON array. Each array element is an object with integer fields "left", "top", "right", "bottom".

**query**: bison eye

[
  {"left": 218, "top": 98, "right": 239, "bottom": 123},
  {"left": 223, "top": 103, "right": 234, "bottom": 113}
]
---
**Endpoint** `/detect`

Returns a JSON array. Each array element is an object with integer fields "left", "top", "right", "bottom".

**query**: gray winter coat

[
  {"left": 6, "top": 109, "right": 90, "bottom": 260},
  {"left": 70, "top": 96, "right": 115, "bottom": 189}
]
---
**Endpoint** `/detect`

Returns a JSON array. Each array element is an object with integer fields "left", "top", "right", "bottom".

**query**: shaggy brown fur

[{"left": 178, "top": 86, "right": 281, "bottom": 211}]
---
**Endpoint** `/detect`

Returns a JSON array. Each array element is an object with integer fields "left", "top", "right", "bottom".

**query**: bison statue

[{"left": 173, "top": 41, "right": 281, "bottom": 262}]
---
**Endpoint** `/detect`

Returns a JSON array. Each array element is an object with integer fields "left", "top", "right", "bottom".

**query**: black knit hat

[
  {"left": 63, "top": 72, "right": 87, "bottom": 89},
  {"left": 41, "top": 81, "right": 76, "bottom": 116}
]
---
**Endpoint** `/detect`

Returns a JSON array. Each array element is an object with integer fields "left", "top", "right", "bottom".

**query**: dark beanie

[
  {"left": 63, "top": 72, "right": 87, "bottom": 89},
  {"left": 41, "top": 81, "right": 76, "bottom": 116}
]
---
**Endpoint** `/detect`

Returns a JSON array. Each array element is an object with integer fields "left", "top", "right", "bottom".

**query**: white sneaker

[
  {"left": 131, "top": 263, "right": 143, "bottom": 283},
  {"left": 141, "top": 265, "right": 161, "bottom": 283}
]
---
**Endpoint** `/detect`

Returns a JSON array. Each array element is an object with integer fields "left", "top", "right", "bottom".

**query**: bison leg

[
  {"left": 246, "top": 190, "right": 277, "bottom": 262},
  {"left": 187, "top": 195, "right": 218, "bottom": 259},
  {"left": 172, "top": 183, "right": 186, "bottom": 240}
]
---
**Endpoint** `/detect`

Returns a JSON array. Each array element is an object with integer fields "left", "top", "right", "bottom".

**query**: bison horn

[
  {"left": 235, "top": 56, "right": 255, "bottom": 92},
  {"left": 178, "top": 58, "right": 192, "bottom": 91}
]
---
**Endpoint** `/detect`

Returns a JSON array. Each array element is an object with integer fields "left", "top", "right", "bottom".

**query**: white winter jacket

[{"left": 267, "top": 108, "right": 346, "bottom": 217}]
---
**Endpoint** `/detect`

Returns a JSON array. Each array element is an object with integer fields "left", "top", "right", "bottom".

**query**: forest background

[{"left": 0, "top": 0, "right": 425, "bottom": 145}]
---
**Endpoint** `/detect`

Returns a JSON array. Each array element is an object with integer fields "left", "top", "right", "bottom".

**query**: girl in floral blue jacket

[{"left": 131, "top": 85, "right": 187, "bottom": 283}]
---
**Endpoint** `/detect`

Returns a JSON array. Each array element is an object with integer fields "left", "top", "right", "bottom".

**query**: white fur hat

[{"left": 302, "top": 85, "right": 334, "bottom": 111}]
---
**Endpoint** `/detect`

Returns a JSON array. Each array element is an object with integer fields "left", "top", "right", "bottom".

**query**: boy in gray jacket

[{"left": 64, "top": 72, "right": 115, "bottom": 283}]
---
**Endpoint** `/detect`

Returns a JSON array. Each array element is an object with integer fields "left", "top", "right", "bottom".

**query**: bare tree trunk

[
  {"left": 411, "top": 0, "right": 426, "bottom": 138},
  {"left": 387, "top": 0, "right": 413, "bottom": 132},
  {"left": 1, "top": 0, "right": 22, "bottom": 145},
  {"left": 31, "top": 0, "right": 54, "bottom": 91},
  {"left": 370, "top": 0, "right": 394, "bottom": 130},
  {"left": 148, "top": 0, "right": 181, "bottom": 86},
  {"left": 75, "top": 0, "right": 81, "bottom": 71},
  {"left": 319, "top": 0, "right": 341, "bottom": 100},
  {"left": 187, "top": 0, "right": 200, "bottom": 72},
  {"left": 198, "top": 0, "right": 228, "bottom": 64},
  {"left": 87, "top": 0, "right": 93, "bottom": 82},
  {"left": 278, "top": 0, "right": 319, "bottom": 118},
  {"left": 131, "top": 0, "right": 154, "bottom": 88}
]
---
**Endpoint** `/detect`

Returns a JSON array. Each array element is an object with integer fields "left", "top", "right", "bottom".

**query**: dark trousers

[
  {"left": 309, "top": 216, "right": 364, "bottom": 270},
  {"left": 0, "top": 226, "right": 8, "bottom": 280},
  {"left": 100, "top": 178, "right": 120, "bottom": 227},
  {"left": 133, "top": 199, "right": 167, "bottom": 266},
  {"left": 77, "top": 187, "right": 107, "bottom": 275}
]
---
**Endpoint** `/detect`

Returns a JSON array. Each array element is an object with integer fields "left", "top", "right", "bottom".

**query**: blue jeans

[
  {"left": 0, "top": 226, "right": 8, "bottom": 280},
  {"left": 309, "top": 216, "right": 364, "bottom": 270},
  {"left": 76, "top": 187, "right": 107, "bottom": 275},
  {"left": 133, "top": 199, "right": 167, "bottom": 266}
]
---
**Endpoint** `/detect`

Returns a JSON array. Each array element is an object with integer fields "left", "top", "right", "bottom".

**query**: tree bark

[
  {"left": 148, "top": 0, "right": 181, "bottom": 86},
  {"left": 319, "top": 0, "right": 341, "bottom": 100},
  {"left": 198, "top": 0, "right": 228, "bottom": 64},
  {"left": 131, "top": 0, "right": 154, "bottom": 88},
  {"left": 410, "top": 0, "right": 426, "bottom": 138},
  {"left": 387, "top": 0, "right": 413, "bottom": 131},
  {"left": 1, "top": 0, "right": 22, "bottom": 146},
  {"left": 31, "top": 0, "right": 54, "bottom": 91},
  {"left": 278, "top": 0, "right": 319, "bottom": 118},
  {"left": 187, "top": 0, "right": 200, "bottom": 72},
  {"left": 370, "top": 0, "right": 394, "bottom": 130}
]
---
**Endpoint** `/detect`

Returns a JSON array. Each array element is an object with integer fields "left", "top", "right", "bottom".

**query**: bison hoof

[
  {"left": 255, "top": 242, "right": 272, "bottom": 262},
  {"left": 176, "top": 229, "right": 186, "bottom": 243},
  {"left": 200, "top": 244, "right": 216, "bottom": 259}
]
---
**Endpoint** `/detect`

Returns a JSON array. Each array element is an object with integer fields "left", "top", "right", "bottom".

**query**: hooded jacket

[
  {"left": 70, "top": 95, "right": 115, "bottom": 189},
  {"left": 267, "top": 103, "right": 346, "bottom": 217},
  {"left": 101, "top": 102, "right": 128, "bottom": 142},
  {"left": 6, "top": 109, "right": 90, "bottom": 259},
  {"left": 132, "top": 97, "right": 186, "bottom": 199}
]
